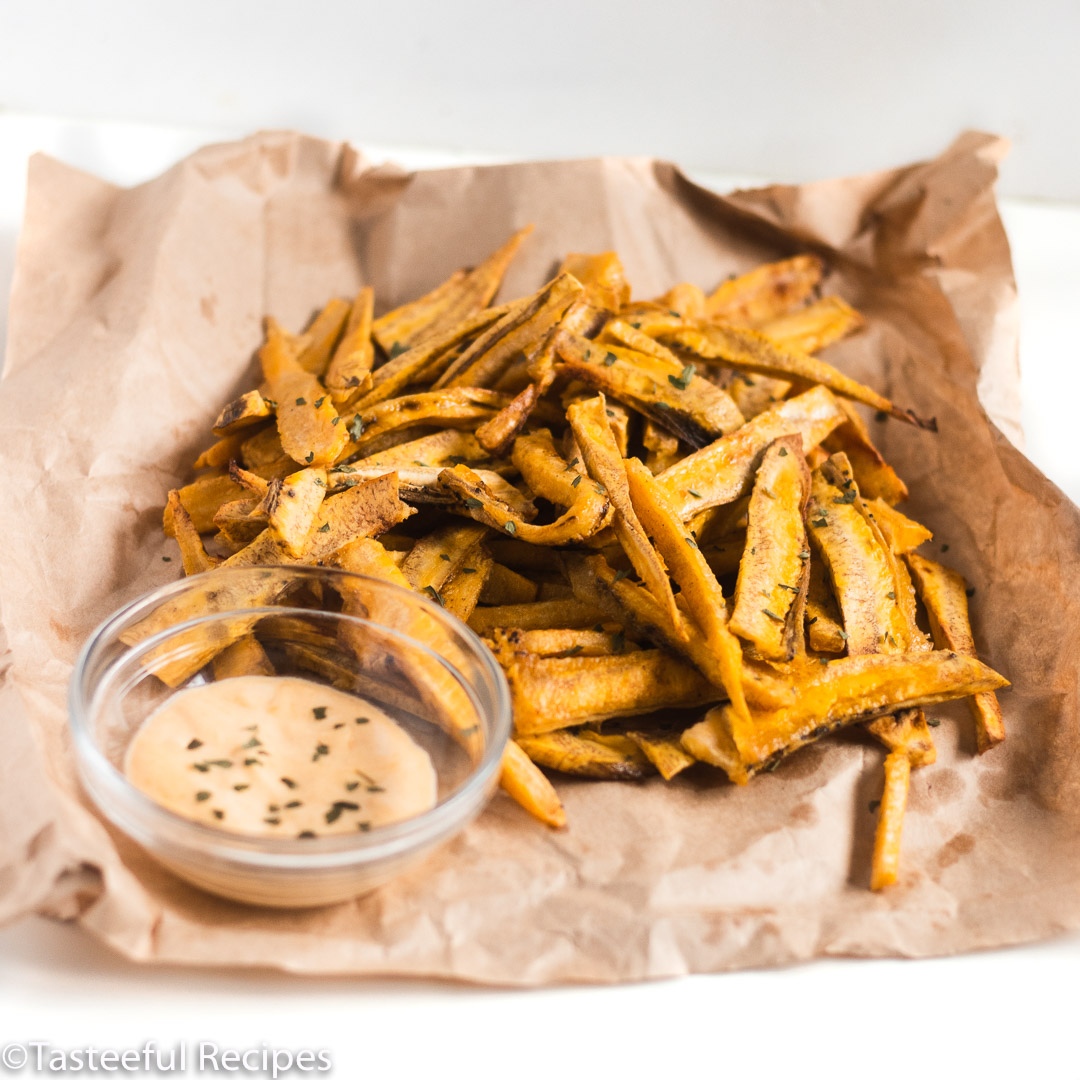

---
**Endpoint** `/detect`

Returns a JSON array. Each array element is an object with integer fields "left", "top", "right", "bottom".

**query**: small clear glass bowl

[{"left": 70, "top": 566, "right": 511, "bottom": 908}]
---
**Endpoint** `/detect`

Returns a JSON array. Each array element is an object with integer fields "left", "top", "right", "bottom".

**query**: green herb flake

[
  {"left": 318, "top": 522, "right": 330, "bottom": 532},
  {"left": 812, "top": 517, "right": 829, "bottom": 528},
  {"left": 504, "top": 521, "right": 517, "bottom": 534},
  {"left": 325, "top": 800, "right": 360, "bottom": 825},
  {"left": 358, "top": 822, "right": 372, "bottom": 832},
  {"left": 778, "top": 583, "right": 799, "bottom": 592},
  {"left": 613, "top": 568, "right": 630, "bottom": 582},
  {"left": 654, "top": 401, "right": 671, "bottom": 410},
  {"left": 667, "top": 364, "right": 694, "bottom": 391},
  {"left": 685, "top": 536, "right": 698, "bottom": 549},
  {"left": 778, "top": 446, "right": 788, "bottom": 456},
  {"left": 345, "top": 781, "right": 360, "bottom": 791},
  {"left": 162, "top": 556, "right": 172, "bottom": 562},
  {"left": 423, "top": 585, "right": 445, "bottom": 607},
  {"left": 355, "top": 716, "right": 369, "bottom": 725},
  {"left": 439, "top": 553, "right": 451, "bottom": 561},
  {"left": 305, "top": 452, "right": 315, "bottom": 464},
  {"left": 312, "top": 743, "right": 330, "bottom": 762},
  {"left": 927, "top": 718, "right": 942, "bottom": 727},
  {"left": 349, "top": 415, "right": 364, "bottom": 441},
  {"left": 314, "top": 396, "right": 325, "bottom": 408},
  {"left": 298, "top": 831, "right": 317, "bottom": 839},
  {"left": 603, "top": 351, "right": 618, "bottom": 367},
  {"left": 264, "top": 817, "right": 281, "bottom": 826},
  {"left": 244, "top": 758, "right": 261, "bottom": 767},
  {"left": 565, "top": 645, "right": 584, "bottom": 656},
  {"left": 837, "top": 628, "right": 849, "bottom": 641},
  {"left": 195, "top": 791, "right": 212, "bottom": 802},
  {"left": 295, "top": 397, "right": 307, "bottom": 406},
  {"left": 312, "top": 706, "right": 327, "bottom": 720},
  {"left": 186, "top": 738, "right": 203, "bottom": 750},
  {"left": 798, "top": 550, "right": 811, "bottom": 560},
  {"left": 464, "top": 496, "right": 483, "bottom": 508},
  {"left": 285, "top": 800, "right": 302, "bottom": 809},
  {"left": 762, "top": 609, "right": 784, "bottom": 623},
  {"left": 331, "top": 416, "right": 340, "bottom": 425},
  {"left": 234, "top": 784, "right": 249, "bottom": 792},
  {"left": 687, "top": 488, "right": 702, "bottom": 499},
  {"left": 461, "top": 566, "right": 477, "bottom": 574},
  {"left": 389, "top": 342, "right": 408, "bottom": 359},
  {"left": 886, "top": 591, "right": 896, "bottom": 600},
  {"left": 212, "top": 809, "right": 225, "bottom": 820},
  {"left": 571, "top": 474, "right": 582, "bottom": 488}
]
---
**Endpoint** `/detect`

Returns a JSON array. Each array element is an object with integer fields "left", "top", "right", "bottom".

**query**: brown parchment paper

[{"left": 2, "top": 130, "right": 1079, "bottom": 984}]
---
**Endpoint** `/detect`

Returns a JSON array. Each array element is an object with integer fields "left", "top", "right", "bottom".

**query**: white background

[
  {"left": 2, "top": 4, "right": 1080, "bottom": 1077},
  {"left": 1, "top": 0, "right": 1079, "bottom": 199}
]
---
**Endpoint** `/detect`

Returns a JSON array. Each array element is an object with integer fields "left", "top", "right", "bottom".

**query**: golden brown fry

[
  {"left": 728, "top": 436, "right": 811, "bottom": 660},
  {"left": 727, "top": 372, "right": 792, "bottom": 421},
  {"left": 657, "top": 386, "right": 847, "bottom": 520},
  {"left": 661, "top": 322, "right": 935, "bottom": 429},
  {"left": 568, "top": 394, "right": 680, "bottom": 626},
  {"left": 402, "top": 521, "right": 488, "bottom": 594},
  {"left": 487, "top": 627, "right": 633, "bottom": 658},
  {"left": 468, "top": 597, "right": 608, "bottom": 635},
  {"left": 325, "top": 287, "right": 375, "bottom": 399},
  {"left": 500, "top": 740, "right": 567, "bottom": 827},
  {"left": 624, "top": 455, "right": 750, "bottom": 723},
  {"left": 867, "top": 499, "right": 932, "bottom": 554},
  {"left": 760, "top": 295, "right": 865, "bottom": 353},
  {"left": 806, "top": 455, "right": 909, "bottom": 655},
  {"left": 240, "top": 425, "right": 287, "bottom": 469},
  {"left": 906, "top": 552, "right": 1005, "bottom": 752},
  {"left": 194, "top": 431, "right": 248, "bottom": 470},
  {"left": 439, "top": 462, "right": 611, "bottom": 546},
  {"left": 295, "top": 297, "right": 350, "bottom": 376},
  {"left": 822, "top": 399, "right": 909, "bottom": 504},
  {"left": 705, "top": 254, "right": 824, "bottom": 324},
  {"left": 212, "top": 636, "right": 275, "bottom": 680},
  {"left": 516, "top": 731, "right": 653, "bottom": 780},
  {"left": 260, "top": 319, "right": 349, "bottom": 466},
  {"left": 557, "top": 251, "right": 630, "bottom": 311},
  {"left": 440, "top": 550, "right": 494, "bottom": 621},
  {"left": 330, "top": 464, "right": 533, "bottom": 516},
  {"left": 504, "top": 649, "right": 719, "bottom": 735},
  {"left": 164, "top": 490, "right": 220, "bottom": 574},
  {"left": 683, "top": 650, "right": 1007, "bottom": 783},
  {"left": 435, "top": 273, "right": 585, "bottom": 389},
  {"left": 805, "top": 555, "right": 846, "bottom": 654},
  {"left": 212, "top": 497, "right": 266, "bottom": 545},
  {"left": 170, "top": 471, "right": 247, "bottom": 534},
  {"left": 212, "top": 390, "right": 275, "bottom": 437},
  {"left": 626, "top": 730, "right": 696, "bottom": 780},
  {"left": 600, "top": 318, "right": 685, "bottom": 368},
  {"left": 642, "top": 419, "right": 681, "bottom": 474},
  {"left": 226, "top": 473, "right": 413, "bottom": 568},
  {"left": 372, "top": 226, "right": 533, "bottom": 354},
  {"left": 655, "top": 282, "right": 706, "bottom": 321},
  {"left": 480, "top": 562, "right": 539, "bottom": 606},
  {"left": 870, "top": 751, "right": 910, "bottom": 890},
  {"left": 258, "top": 466, "right": 327, "bottom": 557},
  {"left": 868, "top": 708, "right": 936, "bottom": 768},
  {"left": 555, "top": 331, "right": 745, "bottom": 447},
  {"left": 338, "top": 388, "right": 519, "bottom": 461}
]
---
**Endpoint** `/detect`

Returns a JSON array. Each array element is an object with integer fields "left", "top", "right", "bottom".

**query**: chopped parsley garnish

[
  {"left": 762, "top": 609, "right": 784, "bottom": 622},
  {"left": 349, "top": 415, "right": 364, "bottom": 441},
  {"left": 603, "top": 352, "right": 618, "bottom": 367},
  {"left": 312, "top": 706, "right": 327, "bottom": 720},
  {"left": 195, "top": 791, "right": 211, "bottom": 802},
  {"left": 186, "top": 739, "right": 203, "bottom": 750},
  {"left": 667, "top": 364, "right": 694, "bottom": 391},
  {"left": 389, "top": 342, "right": 408, "bottom": 359},
  {"left": 687, "top": 488, "right": 702, "bottom": 499},
  {"left": 305, "top": 452, "right": 314, "bottom": 464},
  {"left": 504, "top": 521, "right": 517, "bottom": 534},
  {"left": 312, "top": 743, "right": 330, "bottom": 762},
  {"left": 464, "top": 496, "right": 483, "bottom": 508},
  {"left": 423, "top": 585, "right": 444, "bottom": 606},
  {"left": 295, "top": 397, "right": 307, "bottom": 405}
]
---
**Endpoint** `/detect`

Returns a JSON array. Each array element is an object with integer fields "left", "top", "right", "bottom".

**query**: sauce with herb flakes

[{"left": 125, "top": 676, "right": 437, "bottom": 837}]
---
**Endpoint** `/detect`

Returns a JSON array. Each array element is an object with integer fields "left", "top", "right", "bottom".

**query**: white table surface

[{"left": 2, "top": 116, "right": 1078, "bottom": 1080}]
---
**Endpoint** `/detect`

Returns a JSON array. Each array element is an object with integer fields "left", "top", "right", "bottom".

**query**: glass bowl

[{"left": 69, "top": 566, "right": 511, "bottom": 908}]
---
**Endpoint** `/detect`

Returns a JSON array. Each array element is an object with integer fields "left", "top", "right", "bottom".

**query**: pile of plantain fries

[{"left": 164, "top": 226, "right": 1007, "bottom": 890}]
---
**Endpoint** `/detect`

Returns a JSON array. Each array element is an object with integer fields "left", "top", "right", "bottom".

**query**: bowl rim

[{"left": 69, "top": 565, "right": 512, "bottom": 871}]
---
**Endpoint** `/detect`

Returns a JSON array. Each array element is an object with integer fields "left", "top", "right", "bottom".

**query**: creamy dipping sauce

[{"left": 125, "top": 676, "right": 438, "bottom": 838}]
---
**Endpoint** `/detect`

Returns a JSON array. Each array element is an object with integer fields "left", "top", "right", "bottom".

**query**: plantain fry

[
  {"left": 440, "top": 549, "right": 494, "bottom": 622},
  {"left": 164, "top": 490, "right": 220, "bottom": 574},
  {"left": 660, "top": 321, "right": 935, "bottom": 429},
  {"left": 260, "top": 319, "right": 349, "bottom": 466},
  {"left": 503, "top": 649, "right": 720, "bottom": 734},
  {"left": 624, "top": 455, "right": 750, "bottom": 724},
  {"left": 487, "top": 627, "right": 634, "bottom": 658},
  {"left": 500, "top": 740, "right": 567, "bottom": 827},
  {"left": 870, "top": 751, "right": 910, "bottom": 890},
  {"left": 517, "top": 730, "right": 653, "bottom": 780},
  {"left": 554, "top": 330, "right": 744, "bottom": 447},
  {"left": 705, "top": 254, "right": 824, "bottom": 324},
  {"left": 373, "top": 226, "right": 533, "bottom": 355},
  {"left": 468, "top": 597, "right": 609, "bottom": 635},
  {"left": 728, "top": 435, "right": 811, "bottom": 661},
  {"left": 906, "top": 552, "right": 1005, "bottom": 752},
  {"left": 760, "top": 294, "right": 865, "bottom": 353},
  {"left": 657, "top": 386, "right": 847, "bottom": 520},
  {"left": 480, "top": 562, "right": 539, "bottom": 606},
  {"left": 212, "top": 635, "right": 275, "bottom": 680},
  {"left": 557, "top": 251, "right": 630, "bottom": 311},
  {"left": 212, "top": 390, "right": 275, "bottom": 437},
  {"left": 626, "top": 731, "right": 696, "bottom": 780},
  {"left": 568, "top": 394, "right": 680, "bottom": 626},
  {"left": 325, "top": 287, "right": 375, "bottom": 399},
  {"left": 683, "top": 650, "right": 1007, "bottom": 784},
  {"left": 402, "top": 521, "right": 488, "bottom": 594},
  {"left": 435, "top": 272, "right": 584, "bottom": 389},
  {"left": 295, "top": 297, "right": 350, "bottom": 376},
  {"left": 822, "top": 398, "right": 909, "bottom": 504},
  {"left": 257, "top": 466, "right": 327, "bottom": 557},
  {"left": 806, "top": 555, "right": 847, "bottom": 654}
]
